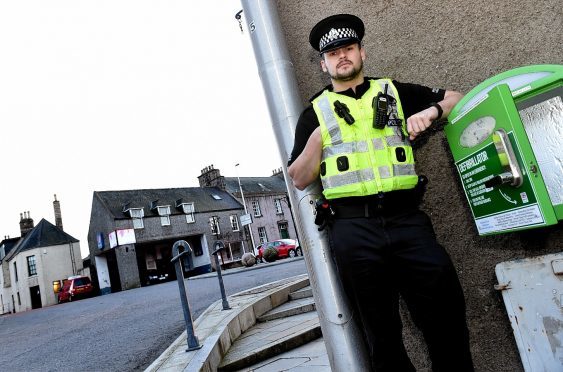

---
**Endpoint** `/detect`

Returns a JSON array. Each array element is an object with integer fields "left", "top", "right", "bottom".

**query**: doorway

[{"left": 29, "top": 285, "right": 42, "bottom": 309}]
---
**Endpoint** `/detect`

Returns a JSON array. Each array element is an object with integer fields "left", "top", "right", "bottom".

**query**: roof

[
  {"left": 94, "top": 187, "right": 243, "bottom": 219},
  {"left": 224, "top": 174, "right": 289, "bottom": 195},
  {"left": 5, "top": 219, "right": 79, "bottom": 262},
  {"left": 0, "top": 237, "right": 20, "bottom": 262}
]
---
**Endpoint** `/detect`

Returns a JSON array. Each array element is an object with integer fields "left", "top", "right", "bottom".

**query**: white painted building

[{"left": 1, "top": 217, "right": 82, "bottom": 313}]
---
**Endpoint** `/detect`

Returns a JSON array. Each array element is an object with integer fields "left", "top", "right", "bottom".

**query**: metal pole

[
  {"left": 239, "top": 2, "right": 370, "bottom": 370},
  {"left": 235, "top": 163, "right": 257, "bottom": 254},
  {"left": 171, "top": 240, "right": 202, "bottom": 352},
  {"left": 212, "top": 241, "right": 231, "bottom": 310}
]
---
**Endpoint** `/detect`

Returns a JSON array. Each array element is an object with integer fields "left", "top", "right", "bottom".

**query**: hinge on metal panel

[
  {"left": 494, "top": 281, "right": 511, "bottom": 291},
  {"left": 551, "top": 259, "right": 563, "bottom": 275}
]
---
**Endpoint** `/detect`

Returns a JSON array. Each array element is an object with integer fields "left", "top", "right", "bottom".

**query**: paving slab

[
  {"left": 218, "top": 311, "right": 321, "bottom": 371},
  {"left": 234, "top": 338, "right": 330, "bottom": 372}
]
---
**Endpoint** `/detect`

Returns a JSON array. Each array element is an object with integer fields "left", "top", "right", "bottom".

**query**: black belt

[{"left": 330, "top": 189, "right": 421, "bottom": 219}]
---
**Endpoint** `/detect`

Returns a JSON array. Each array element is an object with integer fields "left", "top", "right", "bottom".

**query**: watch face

[{"left": 460, "top": 116, "right": 496, "bottom": 148}]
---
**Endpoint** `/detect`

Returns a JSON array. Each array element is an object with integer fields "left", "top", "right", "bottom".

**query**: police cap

[{"left": 309, "top": 14, "right": 365, "bottom": 54}]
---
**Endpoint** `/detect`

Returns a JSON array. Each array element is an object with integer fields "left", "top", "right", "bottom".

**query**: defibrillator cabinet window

[
  {"left": 252, "top": 201, "right": 262, "bottom": 217},
  {"left": 27, "top": 255, "right": 37, "bottom": 276},
  {"left": 128, "top": 208, "right": 144, "bottom": 229},
  {"left": 230, "top": 215, "right": 240, "bottom": 232},
  {"left": 157, "top": 206, "right": 171, "bottom": 226},
  {"left": 258, "top": 227, "right": 268, "bottom": 243},
  {"left": 181, "top": 203, "right": 195, "bottom": 224}
]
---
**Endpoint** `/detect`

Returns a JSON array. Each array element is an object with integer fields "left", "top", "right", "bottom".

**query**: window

[
  {"left": 209, "top": 216, "right": 220, "bottom": 235},
  {"left": 13, "top": 262, "right": 18, "bottom": 282},
  {"left": 230, "top": 215, "right": 240, "bottom": 232},
  {"left": 252, "top": 201, "right": 262, "bottom": 217},
  {"left": 17, "top": 292, "right": 21, "bottom": 306},
  {"left": 181, "top": 203, "right": 195, "bottom": 223},
  {"left": 211, "top": 194, "right": 222, "bottom": 200},
  {"left": 274, "top": 199, "right": 283, "bottom": 214},
  {"left": 128, "top": 208, "right": 144, "bottom": 229},
  {"left": 258, "top": 227, "right": 268, "bottom": 243},
  {"left": 27, "top": 255, "right": 37, "bottom": 276},
  {"left": 157, "top": 206, "right": 171, "bottom": 226}
]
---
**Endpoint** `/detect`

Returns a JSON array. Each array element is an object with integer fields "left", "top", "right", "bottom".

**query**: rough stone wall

[{"left": 275, "top": 1, "right": 562, "bottom": 371}]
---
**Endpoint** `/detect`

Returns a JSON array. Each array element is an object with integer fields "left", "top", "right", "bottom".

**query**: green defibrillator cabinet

[{"left": 445, "top": 65, "right": 562, "bottom": 235}]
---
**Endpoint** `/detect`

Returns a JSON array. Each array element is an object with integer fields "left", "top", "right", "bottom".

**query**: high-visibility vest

[{"left": 312, "top": 79, "right": 418, "bottom": 199}]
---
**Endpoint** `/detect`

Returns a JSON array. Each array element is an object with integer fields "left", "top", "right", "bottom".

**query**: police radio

[{"left": 373, "top": 84, "right": 389, "bottom": 129}]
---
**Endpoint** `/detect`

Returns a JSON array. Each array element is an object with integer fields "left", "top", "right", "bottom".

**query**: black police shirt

[{"left": 288, "top": 77, "right": 445, "bottom": 166}]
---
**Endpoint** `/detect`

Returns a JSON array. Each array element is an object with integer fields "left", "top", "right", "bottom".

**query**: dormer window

[
  {"left": 179, "top": 202, "right": 195, "bottom": 223},
  {"left": 128, "top": 208, "right": 144, "bottom": 229},
  {"left": 157, "top": 206, "right": 171, "bottom": 226}
]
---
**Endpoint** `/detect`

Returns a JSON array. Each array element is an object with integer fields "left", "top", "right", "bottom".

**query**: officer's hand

[{"left": 406, "top": 107, "right": 438, "bottom": 141}]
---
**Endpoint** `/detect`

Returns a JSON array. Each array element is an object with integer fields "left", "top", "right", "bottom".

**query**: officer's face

[{"left": 320, "top": 43, "right": 365, "bottom": 82}]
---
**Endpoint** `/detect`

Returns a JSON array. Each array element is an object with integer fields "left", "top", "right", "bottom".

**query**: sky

[{"left": 0, "top": 1, "right": 282, "bottom": 258}]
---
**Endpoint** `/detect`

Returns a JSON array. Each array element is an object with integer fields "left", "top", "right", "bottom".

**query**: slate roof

[
  {"left": 94, "top": 187, "right": 243, "bottom": 219},
  {"left": 224, "top": 174, "right": 288, "bottom": 195},
  {"left": 0, "top": 237, "right": 20, "bottom": 262},
  {"left": 5, "top": 219, "right": 79, "bottom": 262}
]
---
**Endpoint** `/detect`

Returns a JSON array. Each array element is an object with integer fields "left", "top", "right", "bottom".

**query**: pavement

[{"left": 144, "top": 257, "right": 330, "bottom": 372}]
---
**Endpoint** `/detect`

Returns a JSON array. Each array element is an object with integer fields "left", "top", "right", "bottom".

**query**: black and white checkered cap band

[{"left": 319, "top": 27, "right": 359, "bottom": 51}]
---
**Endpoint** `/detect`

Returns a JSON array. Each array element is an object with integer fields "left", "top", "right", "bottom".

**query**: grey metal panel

[
  {"left": 518, "top": 91, "right": 563, "bottom": 207},
  {"left": 495, "top": 252, "right": 563, "bottom": 372}
]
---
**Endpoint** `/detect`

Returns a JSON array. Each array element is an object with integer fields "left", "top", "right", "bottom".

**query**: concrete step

[
  {"left": 289, "top": 286, "right": 313, "bottom": 300},
  {"left": 217, "top": 311, "right": 322, "bottom": 372},
  {"left": 257, "top": 296, "right": 316, "bottom": 322}
]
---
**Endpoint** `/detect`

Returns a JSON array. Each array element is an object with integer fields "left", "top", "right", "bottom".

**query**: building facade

[
  {"left": 198, "top": 165, "right": 299, "bottom": 252},
  {"left": 87, "top": 186, "right": 246, "bottom": 294},
  {"left": 0, "top": 215, "right": 82, "bottom": 313}
]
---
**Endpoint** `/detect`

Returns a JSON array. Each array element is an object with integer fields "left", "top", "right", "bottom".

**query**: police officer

[{"left": 288, "top": 14, "right": 473, "bottom": 372}]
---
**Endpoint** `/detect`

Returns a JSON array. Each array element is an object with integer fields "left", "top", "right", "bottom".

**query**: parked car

[
  {"left": 57, "top": 275, "right": 94, "bottom": 303},
  {"left": 256, "top": 239, "right": 302, "bottom": 263},
  {"left": 147, "top": 271, "right": 169, "bottom": 285}
]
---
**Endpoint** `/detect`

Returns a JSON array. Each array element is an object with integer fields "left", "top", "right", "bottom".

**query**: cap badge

[{"left": 328, "top": 28, "right": 339, "bottom": 41}]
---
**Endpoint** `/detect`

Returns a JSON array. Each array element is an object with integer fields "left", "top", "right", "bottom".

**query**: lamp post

[{"left": 235, "top": 163, "right": 256, "bottom": 254}]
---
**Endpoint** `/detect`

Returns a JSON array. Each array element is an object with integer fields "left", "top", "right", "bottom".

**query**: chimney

[
  {"left": 197, "top": 164, "right": 226, "bottom": 190},
  {"left": 53, "top": 194, "right": 63, "bottom": 230},
  {"left": 19, "top": 211, "right": 34, "bottom": 237}
]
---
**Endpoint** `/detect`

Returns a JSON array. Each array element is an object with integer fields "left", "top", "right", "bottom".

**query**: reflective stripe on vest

[{"left": 313, "top": 79, "right": 419, "bottom": 199}]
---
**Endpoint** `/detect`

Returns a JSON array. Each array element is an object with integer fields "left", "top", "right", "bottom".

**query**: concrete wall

[{"left": 275, "top": 1, "right": 562, "bottom": 371}]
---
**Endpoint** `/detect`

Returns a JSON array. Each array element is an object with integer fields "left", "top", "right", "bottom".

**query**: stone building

[
  {"left": 198, "top": 165, "right": 299, "bottom": 253},
  {"left": 87, "top": 186, "right": 246, "bottom": 294},
  {"left": 0, "top": 211, "right": 81, "bottom": 313}
]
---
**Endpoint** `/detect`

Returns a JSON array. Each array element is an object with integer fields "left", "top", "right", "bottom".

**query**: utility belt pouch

[{"left": 314, "top": 198, "right": 334, "bottom": 231}]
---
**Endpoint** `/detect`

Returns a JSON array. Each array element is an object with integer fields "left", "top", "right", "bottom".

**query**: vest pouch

[
  {"left": 336, "top": 156, "right": 349, "bottom": 171},
  {"left": 320, "top": 161, "right": 327, "bottom": 176},
  {"left": 395, "top": 147, "right": 407, "bottom": 162}
]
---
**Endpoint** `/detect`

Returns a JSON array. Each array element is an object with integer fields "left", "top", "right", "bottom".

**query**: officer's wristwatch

[{"left": 429, "top": 102, "right": 443, "bottom": 120}]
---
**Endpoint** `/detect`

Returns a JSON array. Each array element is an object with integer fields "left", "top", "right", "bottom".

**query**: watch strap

[{"left": 429, "top": 102, "right": 443, "bottom": 120}]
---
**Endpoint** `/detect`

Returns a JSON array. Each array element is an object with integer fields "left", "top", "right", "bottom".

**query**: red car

[
  {"left": 256, "top": 239, "right": 302, "bottom": 263},
  {"left": 58, "top": 275, "right": 94, "bottom": 303}
]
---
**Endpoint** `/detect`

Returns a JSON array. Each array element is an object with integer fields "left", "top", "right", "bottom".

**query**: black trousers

[{"left": 328, "top": 208, "right": 474, "bottom": 372}]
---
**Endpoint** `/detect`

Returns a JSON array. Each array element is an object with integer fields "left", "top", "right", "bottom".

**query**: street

[{"left": 0, "top": 259, "right": 307, "bottom": 371}]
